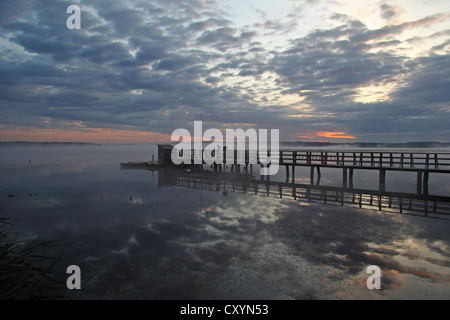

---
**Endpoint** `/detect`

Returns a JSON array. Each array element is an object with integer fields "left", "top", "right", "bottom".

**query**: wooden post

[
  {"left": 343, "top": 168, "right": 348, "bottom": 188},
  {"left": 379, "top": 169, "right": 386, "bottom": 193},
  {"left": 349, "top": 168, "right": 354, "bottom": 189},
  {"left": 310, "top": 166, "right": 315, "bottom": 185},
  {"left": 316, "top": 167, "right": 321, "bottom": 185},
  {"left": 423, "top": 171, "right": 429, "bottom": 196},
  {"left": 417, "top": 171, "right": 423, "bottom": 195},
  {"left": 292, "top": 151, "right": 296, "bottom": 184}
]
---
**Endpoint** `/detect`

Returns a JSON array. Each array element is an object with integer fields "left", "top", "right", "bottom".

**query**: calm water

[{"left": 1, "top": 143, "right": 449, "bottom": 299}]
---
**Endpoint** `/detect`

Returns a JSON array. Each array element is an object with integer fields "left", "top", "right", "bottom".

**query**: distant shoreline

[
  {"left": 0, "top": 141, "right": 102, "bottom": 146},
  {"left": 279, "top": 141, "right": 450, "bottom": 148},
  {"left": 1, "top": 141, "right": 450, "bottom": 148}
]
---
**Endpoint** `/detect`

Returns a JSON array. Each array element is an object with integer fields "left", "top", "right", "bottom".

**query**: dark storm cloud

[
  {"left": 380, "top": 3, "right": 402, "bottom": 21},
  {"left": 196, "top": 27, "right": 257, "bottom": 52},
  {"left": 271, "top": 21, "right": 405, "bottom": 103},
  {"left": 268, "top": 12, "right": 450, "bottom": 140},
  {"left": 0, "top": 0, "right": 449, "bottom": 141},
  {"left": 0, "top": 0, "right": 259, "bottom": 134}
]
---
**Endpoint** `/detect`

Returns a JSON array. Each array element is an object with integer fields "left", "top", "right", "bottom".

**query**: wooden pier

[
  {"left": 158, "top": 145, "right": 450, "bottom": 198},
  {"left": 278, "top": 150, "right": 450, "bottom": 197}
]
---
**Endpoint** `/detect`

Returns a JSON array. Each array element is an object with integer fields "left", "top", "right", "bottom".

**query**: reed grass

[{"left": 0, "top": 214, "right": 70, "bottom": 300}]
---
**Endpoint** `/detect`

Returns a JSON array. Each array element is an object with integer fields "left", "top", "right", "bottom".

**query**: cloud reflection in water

[{"left": 0, "top": 144, "right": 449, "bottom": 299}]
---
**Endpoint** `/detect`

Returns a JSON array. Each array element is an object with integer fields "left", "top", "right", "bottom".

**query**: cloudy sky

[{"left": 0, "top": 0, "right": 449, "bottom": 143}]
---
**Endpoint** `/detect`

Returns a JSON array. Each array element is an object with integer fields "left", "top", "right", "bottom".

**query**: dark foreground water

[{"left": 1, "top": 144, "right": 449, "bottom": 299}]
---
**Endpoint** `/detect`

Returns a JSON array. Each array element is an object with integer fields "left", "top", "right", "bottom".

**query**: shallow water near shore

[{"left": 1, "top": 143, "right": 449, "bottom": 299}]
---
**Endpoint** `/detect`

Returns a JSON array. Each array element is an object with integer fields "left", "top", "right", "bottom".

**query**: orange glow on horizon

[
  {"left": 317, "top": 131, "right": 356, "bottom": 139},
  {"left": 298, "top": 131, "right": 356, "bottom": 140},
  {"left": 0, "top": 127, "right": 172, "bottom": 144}
]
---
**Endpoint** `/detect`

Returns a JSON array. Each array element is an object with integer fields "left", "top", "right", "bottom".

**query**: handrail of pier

[
  {"left": 174, "top": 148, "right": 450, "bottom": 172},
  {"left": 278, "top": 150, "right": 450, "bottom": 171}
]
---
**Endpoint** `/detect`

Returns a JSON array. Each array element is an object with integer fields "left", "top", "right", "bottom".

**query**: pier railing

[
  {"left": 278, "top": 150, "right": 450, "bottom": 171},
  {"left": 167, "top": 147, "right": 450, "bottom": 172}
]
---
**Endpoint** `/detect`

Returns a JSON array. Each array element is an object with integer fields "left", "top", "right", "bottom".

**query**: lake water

[{"left": 1, "top": 143, "right": 449, "bottom": 299}]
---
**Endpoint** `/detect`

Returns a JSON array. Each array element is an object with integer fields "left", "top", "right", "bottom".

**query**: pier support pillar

[
  {"left": 417, "top": 171, "right": 423, "bottom": 195},
  {"left": 292, "top": 165, "right": 295, "bottom": 184},
  {"left": 343, "top": 168, "right": 348, "bottom": 188},
  {"left": 349, "top": 168, "right": 354, "bottom": 189},
  {"left": 379, "top": 169, "right": 386, "bottom": 193},
  {"left": 423, "top": 171, "right": 429, "bottom": 196},
  {"left": 316, "top": 167, "right": 321, "bottom": 185}
]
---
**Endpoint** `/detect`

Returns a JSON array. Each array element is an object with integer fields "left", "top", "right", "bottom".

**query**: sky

[{"left": 0, "top": 0, "right": 449, "bottom": 143}]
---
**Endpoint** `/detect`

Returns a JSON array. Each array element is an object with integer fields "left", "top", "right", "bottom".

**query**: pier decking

[
  {"left": 158, "top": 145, "right": 450, "bottom": 197},
  {"left": 118, "top": 145, "right": 450, "bottom": 218},
  {"left": 277, "top": 150, "right": 450, "bottom": 196}
]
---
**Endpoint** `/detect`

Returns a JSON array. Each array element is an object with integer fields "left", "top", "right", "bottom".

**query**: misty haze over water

[{"left": 0, "top": 143, "right": 449, "bottom": 299}]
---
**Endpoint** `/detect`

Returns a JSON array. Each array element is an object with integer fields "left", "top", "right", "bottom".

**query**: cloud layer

[{"left": 0, "top": 0, "right": 449, "bottom": 142}]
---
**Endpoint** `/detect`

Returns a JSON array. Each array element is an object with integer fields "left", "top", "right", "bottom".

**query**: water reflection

[
  {"left": 1, "top": 145, "right": 449, "bottom": 299},
  {"left": 140, "top": 165, "right": 450, "bottom": 219}
]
